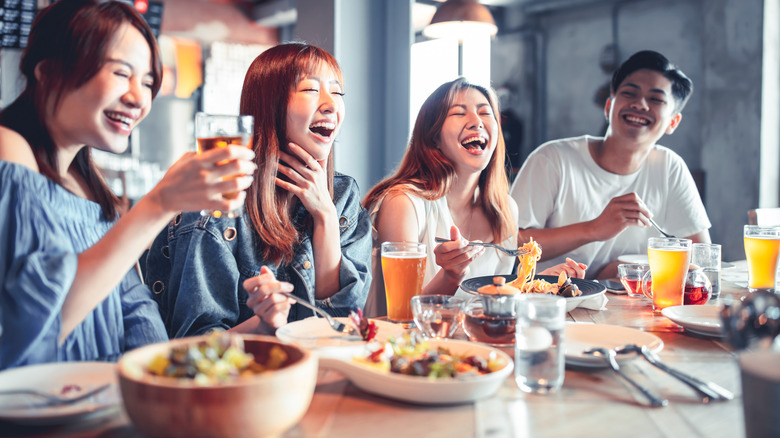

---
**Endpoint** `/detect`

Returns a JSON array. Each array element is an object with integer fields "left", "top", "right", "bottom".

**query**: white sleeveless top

[{"left": 365, "top": 190, "right": 516, "bottom": 317}]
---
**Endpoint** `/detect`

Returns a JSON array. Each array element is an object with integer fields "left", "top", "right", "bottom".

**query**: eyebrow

[
  {"left": 449, "top": 103, "right": 491, "bottom": 111},
  {"left": 621, "top": 82, "right": 668, "bottom": 96}
]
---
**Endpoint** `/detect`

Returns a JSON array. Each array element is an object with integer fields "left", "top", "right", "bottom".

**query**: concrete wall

[{"left": 492, "top": 0, "right": 766, "bottom": 261}]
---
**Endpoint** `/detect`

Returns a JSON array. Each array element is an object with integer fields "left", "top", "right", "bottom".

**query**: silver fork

[
  {"left": 616, "top": 344, "right": 733, "bottom": 402},
  {"left": 0, "top": 383, "right": 112, "bottom": 406},
  {"left": 279, "top": 291, "right": 359, "bottom": 337},
  {"left": 584, "top": 347, "right": 668, "bottom": 407},
  {"left": 434, "top": 237, "right": 531, "bottom": 257}
]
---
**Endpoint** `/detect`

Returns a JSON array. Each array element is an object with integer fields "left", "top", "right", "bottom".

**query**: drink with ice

[{"left": 514, "top": 294, "right": 566, "bottom": 394}]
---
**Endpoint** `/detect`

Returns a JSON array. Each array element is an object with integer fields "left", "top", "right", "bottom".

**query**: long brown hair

[
  {"left": 363, "top": 77, "right": 515, "bottom": 242},
  {"left": 240, "top": 43, "right": 341, "bottom": 265},
  {"left": 0, "top": 0, "right": 162, "bottom": 219}
]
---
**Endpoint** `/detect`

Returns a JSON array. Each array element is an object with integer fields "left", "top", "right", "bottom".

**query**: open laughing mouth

[
  {"left": 105, "top": 111, "right": 135, "bottom": 130},
  {"left": 309, "top": 121, "right": 336, "bottom": 141},
  {"left": 623, "top": 113, "right": 651, "bottom": 126},
  {"left": 461, "top": 135, "right": 487, "bottom": 153}
]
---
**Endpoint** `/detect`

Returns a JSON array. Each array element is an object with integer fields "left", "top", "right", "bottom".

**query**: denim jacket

[{"left": 145, "top": 173, "right": 372, "bottom": 338}]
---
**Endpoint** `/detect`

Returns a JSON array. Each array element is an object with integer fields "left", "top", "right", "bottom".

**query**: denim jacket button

[
  {"left": 223, "top": 227, "right": 237, "bottom": 241},
  {"left": 173, "top": 213, "right": 182, "bottom": 226},
  {"left": 338, "top": 216, "right": 348, "bottom": 228},
  {"left": 161, "top": 246, "right": 170, "bottom": 259},
  {"left": 303, "top": 260, "right": 311, "bottom": 269},
  {"left": 152, "top": 281, "right": 165, "bottom": 294}
]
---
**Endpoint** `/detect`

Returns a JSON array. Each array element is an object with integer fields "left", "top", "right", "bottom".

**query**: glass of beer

[
  {"left": 195, "top": 112, "right": 254, "bottom": 218},
  {"left": 643, "top": 237, "right": 691, "bottom": 312},
  {"left": 744, "top": 225, "right": 780, "bottom": 293},
  {"left": 381, "top": 242, "right": 427, "bottom": 326}
]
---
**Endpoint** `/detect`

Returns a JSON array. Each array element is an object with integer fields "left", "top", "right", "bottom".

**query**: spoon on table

[
  {"left": 584, "top": 347, "right": 668, "bottom": 407},
  {"left": 615, "top": 344, "right": 733, "bottom": 402}
]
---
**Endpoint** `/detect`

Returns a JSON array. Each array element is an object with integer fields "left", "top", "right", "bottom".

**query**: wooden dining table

[{"left": 1, "top": 264, "right": 754, "bottom": 438}]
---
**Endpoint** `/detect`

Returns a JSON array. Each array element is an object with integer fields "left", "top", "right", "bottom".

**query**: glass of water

[
  {"left": 514, "top": 294, "right": 566, "bottom": 394},
  {"left": 692, "top": 243, "right": 722, "bottom": 299},
  {"left": 411, "top": 295, "right": 464, "bottom": 339}
]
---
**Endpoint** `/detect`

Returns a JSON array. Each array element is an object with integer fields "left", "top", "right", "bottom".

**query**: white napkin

[{"left": 576, "top": 293, "right": 609, "bottom": 311}]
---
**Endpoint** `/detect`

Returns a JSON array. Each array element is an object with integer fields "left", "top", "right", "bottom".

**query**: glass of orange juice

[
  {"left": 195, "top": 112, "right": 254, "bottom": 218},
  {"left": 643, "top": 237, "right": 691, "bottom": 312},
  {"left": 744, "top": 225, "right": 780, "bottom": 293},
  {"left": 381, "top": 242, "right": 427, "bottom": 326}
]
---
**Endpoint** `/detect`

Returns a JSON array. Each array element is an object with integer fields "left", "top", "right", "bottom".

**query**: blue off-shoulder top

[{"left": 0, "top": 160, "right": 167, "bottom": 369}]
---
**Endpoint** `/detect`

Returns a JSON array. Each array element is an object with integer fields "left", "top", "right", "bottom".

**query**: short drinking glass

[
  {"left": 692, "top": 243, "right": 722, "bottom": 299},
  {"left": 744, "top": 225, "right": 780, "bottom": 293},
  {"left": 515, "top": 294, "right": 566, "bottom": 394},
  {"left": 381, "top": 242, "right": 427, "bottom": 326},
  {"left": 411, "top": 295, "right": 463, "bottom": 339},
  {"left": 618, "top": 263, "right": 650, "bottom": 298},
  {"left": 195, "top": 112, "right": 254, "bottom": 218}
]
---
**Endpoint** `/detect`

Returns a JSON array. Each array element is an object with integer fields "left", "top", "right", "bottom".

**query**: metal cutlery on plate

[
  {"left": 434, "top": 237, "right": 530, "bottom": 257},
  {"left": 616, "top": 344, "right": 733, "bottom": 402},
  {"left": 584, "top": 347, "right": 668, "bottom": 407},
  {"left": 0, "top": 383, "right": 112, "bottom": 406},
  {"left": 279, "top": 291, "right": 358, "bottom": 337}
]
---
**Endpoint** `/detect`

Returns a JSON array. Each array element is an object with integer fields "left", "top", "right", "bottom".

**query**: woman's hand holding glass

[
  {"left": 275, "top": 142, "right": 334, "bottom": 219},
  {"left": 244, "top": 266, "right": 297, "bottom": 331},
  {"left": 150, "top": 146, "right": 256, "bottom": 215}
]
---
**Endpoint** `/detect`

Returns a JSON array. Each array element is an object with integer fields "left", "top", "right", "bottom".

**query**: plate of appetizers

[
  {"left": 0, "top": 362, "right": 120, "bottom": 425},
  {"left": 276, "top": 317, "right": 405, "bottom": 350},
  {"left": 318, "top": 334, "right": 513, "bottom": 405}
]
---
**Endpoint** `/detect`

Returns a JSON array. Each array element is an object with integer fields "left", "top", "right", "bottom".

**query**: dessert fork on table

[{"left": 434, "top": 237, "right": 530, "bottom": 257}]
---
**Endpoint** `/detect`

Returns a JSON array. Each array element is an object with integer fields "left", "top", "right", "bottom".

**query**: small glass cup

[
  {"left": 743, "top": 225, "right": 780, "bottom": 293},
  {"left": 411, "top": 295, "right": 464, "bottom": 339},
  {"left": 618, "top": 263, "right": 651, "bottom": 298},
  {"left": 462, "top": 296, "right": 516, "bottom": 347},
  {"left": 381, "top": 242, "right": 427, "bottom": 326},
  {"left": 195, "top": 112, "right": 255, "bottom": 218},
  {"left": 692, "top": 243, "right": 722, "bottom": 299},
  {"left": 514, "top": 294, "right": 566, "bottom": 394}
]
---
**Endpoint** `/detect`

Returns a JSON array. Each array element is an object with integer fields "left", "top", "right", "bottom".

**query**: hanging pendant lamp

[{"left": 423, "top": 0, "right": 498, "bottom": 40}]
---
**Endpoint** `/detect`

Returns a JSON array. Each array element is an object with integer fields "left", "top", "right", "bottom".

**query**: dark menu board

[{"left": 1, "top": 0, "right": 35, "bottom": 48}]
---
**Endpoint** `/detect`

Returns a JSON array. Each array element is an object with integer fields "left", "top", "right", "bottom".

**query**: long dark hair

[
  {"left": 0, "top": 0, "right": 162, "bottom": 219},
  {"left": 363, "top": 77, "right": 515, "bottom": 243},
  {"left": 240, "top": 43, "right": 342, "bottom": 265}
]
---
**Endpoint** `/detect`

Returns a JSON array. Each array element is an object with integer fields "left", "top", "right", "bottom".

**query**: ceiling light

[{"left": 423, "top": 0, "right": 497, "bottom": 40}]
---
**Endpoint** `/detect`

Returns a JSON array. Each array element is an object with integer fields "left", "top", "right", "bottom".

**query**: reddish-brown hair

[
  {"left": 240, "top": 43, "right": 342, "bottom": 265},
  {"left": 363, "top": 77, "right": 515, "bottom": 242}
]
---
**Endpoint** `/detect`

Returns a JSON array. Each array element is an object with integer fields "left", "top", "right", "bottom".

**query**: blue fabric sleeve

[
  {"left": 317, "top": 178, "right": 372, "bottom": 315},
  {"left": 0, "top": 171, "right": 76, "bottom": 368},
  {"left": 120, "top": 267, "right": 168, "bottom": 350}
]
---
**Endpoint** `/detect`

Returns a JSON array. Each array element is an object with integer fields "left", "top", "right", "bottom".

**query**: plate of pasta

[
  {"left": 460, "top": 239, "right": 605, "bottom": 311},
  {"left": 461, "top": 274, "right": 605, "bottom": 312}
]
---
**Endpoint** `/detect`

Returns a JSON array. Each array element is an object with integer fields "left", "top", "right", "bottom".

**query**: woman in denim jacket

[{"left": 146, "top": 43, "right": 371, "bottom": 337}]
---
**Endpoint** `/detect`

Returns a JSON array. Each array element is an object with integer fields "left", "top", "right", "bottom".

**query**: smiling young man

[{"left": 509, "top": 50, "right": 711, "bottom": 280}]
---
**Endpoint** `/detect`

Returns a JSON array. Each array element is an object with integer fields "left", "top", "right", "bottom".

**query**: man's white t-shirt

[{"left": 509, "top": 135, "right": 711, "bottom": 279}]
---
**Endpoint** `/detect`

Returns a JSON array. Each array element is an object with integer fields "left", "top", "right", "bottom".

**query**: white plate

[
  {"left": 617, "top": 254, "right": 649, "bottom": 264},
  {"left": 564, "top": 323, "right": 664, "bottom": 368},
  {"left": 661, "top": 305, "right": 723, "bottom": 337},
  {"left": 0, "top": 362, "right": 120, "bottom": 425},
  {"left": 319, "top": 339, "right": 513, "bottom": 405},
  {"left": 276, "top": 317, "right": 405, "bottom": 350}
]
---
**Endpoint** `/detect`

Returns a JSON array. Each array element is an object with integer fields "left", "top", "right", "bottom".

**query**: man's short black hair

[{"left": 611, "top": 50, "right": 693, "bottom": 113}]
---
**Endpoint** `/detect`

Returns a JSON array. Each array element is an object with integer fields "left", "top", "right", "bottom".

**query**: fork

[
  {"left": 0, "top": 383, "right": 112, "bottom": 406},
  {"left": 434, "top": 237, "right": 530, "bottom": 257},
  {"left": 584, "top": 347, "right": 668, "bottom": 407},
  {"left": 279, "top": 291, "right": 359, "bottom": 337},
  {"left": 616, "top": 344, "right": 733, "bottom": 402},
  {"left": 645, "top": 216, "right": 676, "bottom": 238}
]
